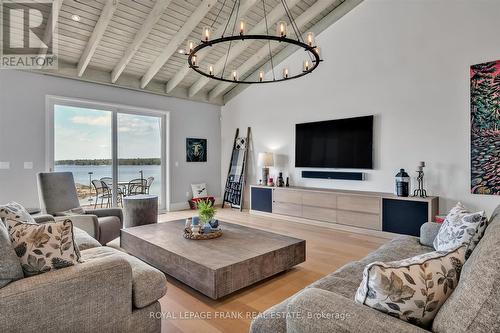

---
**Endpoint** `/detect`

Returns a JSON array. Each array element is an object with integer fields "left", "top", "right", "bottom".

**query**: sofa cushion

[
  {"left": 7, "top": 219, "right": 81, "bottom": 277},
  {"left": 98, "top": 216, "right": 122, "bottom": 245},
  {"left": 81, "top": 246, "right": 166, "bottom": 308},
  {"left": 0, "top": 222, "right": 24, "bottom": 288},
  {"left": 308, "top": 236, "right": 432, "bottom": 299},
  {"left": 355, "top": 246, "right": 465, "bottom": 328},
  {"left": 73, "top": 227, "right": 101, "bottom": 251},
  {"left": 432, "top": 207, "right": 500, "bottom": 333},
  {"left": 360, "top": 235, "right": 432, "bottom": 266},
  {"left": 249, "top": 295, "right": 289, "bottom": 333}
]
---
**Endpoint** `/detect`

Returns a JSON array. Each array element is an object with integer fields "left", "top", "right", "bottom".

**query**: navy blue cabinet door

[
  {"left": 382, "top": 199, "right": 428, "bottom": 236},
  {"left": 251, "top": 187, "right": 273, "bottom": 213}
]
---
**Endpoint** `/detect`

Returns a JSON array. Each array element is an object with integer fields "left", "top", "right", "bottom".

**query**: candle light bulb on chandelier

[
  {"left": 303, "top": 59, "right": 310, "bottom": 72},
  {"left": 259, "top": 70, "right": 264, "bottom": 82},
  {"left": 202, "top": 27, "right": 211, "bottom": 42},
  {"left": 306, "top": 32, "right": 315, "bottom": 47},
  {"left": 232, "top": 70, "right": 238, "bottom": 81},
  {"left": 191, "top": 55, "right": 197, "bottom": 67},
  {"left": 208, "top": 64, "right": 214, "bottom": 76},
  {"left": 282, "top": 67, "right": 289, "bottom": 79},
  {"left": 186, "top": 40, "right": 194, "bottom": 54},
  {"left": 313, "top": 46, "right": 321, "bottom": 59},
  {"left": 239, "top": 20, "right": 246, "bottom": 35},
  {"left": 277, "top": 21, "right": 287, "bottom": 37}
]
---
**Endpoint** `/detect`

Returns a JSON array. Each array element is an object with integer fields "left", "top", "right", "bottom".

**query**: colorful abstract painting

[{"left": 471, "top": 60, "right": 500, "bottom": 195}]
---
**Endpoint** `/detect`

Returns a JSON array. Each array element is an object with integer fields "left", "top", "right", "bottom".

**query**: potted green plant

[{"left": 197, "top": 200, "right": 216, "bottom": 226}]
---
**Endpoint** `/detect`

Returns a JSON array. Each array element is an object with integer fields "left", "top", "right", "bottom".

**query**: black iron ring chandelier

[{"left": 186, "top": 0, "right": 323, "bottom": 84}]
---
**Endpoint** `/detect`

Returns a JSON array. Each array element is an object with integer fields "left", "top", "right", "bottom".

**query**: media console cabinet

[{"left": 250, "top": 185, "right": 439, "bottom": 237}]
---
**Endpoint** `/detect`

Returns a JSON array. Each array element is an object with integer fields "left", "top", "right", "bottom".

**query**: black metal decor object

[
  {"left": 413, "top": 162, "right": 427, "bottom": 198},
  {"left": 186, "top": 0, "right": 323, "bottom": 85},
  {"left": 188, "top": 36, "right": 321, "bottom": 84}
]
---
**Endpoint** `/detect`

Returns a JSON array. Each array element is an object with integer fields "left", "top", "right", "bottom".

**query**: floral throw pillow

[
  {"left": 6, "top": 219, "right": 81, "bottom": 277},
  {"left": 433, "top": 202, "right": 486, "bottom": 255},
  {"left": 355, "top": 246, "right": 465, "bottom": 328},
  {"left": 0, "top": 202, "right": 36, "bottom": 224}
]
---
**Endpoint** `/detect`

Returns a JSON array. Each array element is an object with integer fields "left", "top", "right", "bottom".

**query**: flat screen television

[{"left": 295, "top": 115, "right": 373, "bottom": 169}]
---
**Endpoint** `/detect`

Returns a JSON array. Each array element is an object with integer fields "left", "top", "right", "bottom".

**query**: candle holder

[{"left": 413, "top": 162, "right": 427, "bottom": 198}]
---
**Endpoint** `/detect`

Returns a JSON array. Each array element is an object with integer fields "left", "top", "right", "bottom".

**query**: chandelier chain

[
  {"left": 211, "top": 0, "right": 228, "bottom": 30},
  {"left": 280, "top": 0, "right": 300, "bottom": 41},
  {"left": 262, "top": 0, "right": 276, "bottom": 81},
  {"left": 222, "top": 0, "right": 240, "bottom": 78},
  {"left": 222, "top": 0, "right": 238, "bottom": 37}
]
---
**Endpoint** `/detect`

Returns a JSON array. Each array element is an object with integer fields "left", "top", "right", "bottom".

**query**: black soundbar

[{"left": 302, "top": 170, "right": 364, "bottom": 181}]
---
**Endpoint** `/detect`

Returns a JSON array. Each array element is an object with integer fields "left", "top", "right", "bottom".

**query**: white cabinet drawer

[
  {"left": 274, "top": 189, "right": 302, "bottom": 205},
  {"left": 337, "top": 195, "right": 380, "bottom": 214},
  {"left": 302, "top": 192, "right": 337, "bottom": 209},
  {"left": 273, "top": 202, "right": 302, "bottom": 217},
  {"left": 337, "top": 211, "right": 381, "bottom": 230},
  {"left": 302, "top": 206, "right": 336, "bottom": 223}
]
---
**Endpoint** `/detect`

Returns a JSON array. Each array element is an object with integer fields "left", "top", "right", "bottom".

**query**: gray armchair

[{"left": 37, "top": 172, "right": 122, "bottom": 245}]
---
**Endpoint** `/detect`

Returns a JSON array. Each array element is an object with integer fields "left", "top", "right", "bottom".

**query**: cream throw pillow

[
  {"left": 6, "top": 219, "right": 81, "bottom": 277},
  {"left": 433, "top": 202, "right": 487, "bottom": 258},
  {"left": 355, "top": 246, "right": 465, "bottom": 328},
  {"left": 0, "top": 202, "right": 36, "bottom": 224}
]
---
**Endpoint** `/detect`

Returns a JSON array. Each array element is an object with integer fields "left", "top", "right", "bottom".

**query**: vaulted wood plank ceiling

[{"left": 26, "top": 0, "right": 363, "bottom": 105}]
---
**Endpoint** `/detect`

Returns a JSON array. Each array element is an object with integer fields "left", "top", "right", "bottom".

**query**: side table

[{"left": 123, "top": 194, "right": 158, "bottom": 228}]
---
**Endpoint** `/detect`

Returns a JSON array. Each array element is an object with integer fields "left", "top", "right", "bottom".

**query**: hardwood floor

[{"left": 156, "top": 207, "right": 390, "bottom": 333}]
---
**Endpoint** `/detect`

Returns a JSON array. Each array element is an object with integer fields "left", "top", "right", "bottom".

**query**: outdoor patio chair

[
  {"left": 128, "top": 178, "right": 147, "bottom": 195},
  {"left": 100, "top": 177, "right": 125, "bottom": 204},
  {"left": 145, "top": 177, "right": 155, "bottom": 194},
  {"left": 92, "top": 180, "right": 113, "bottom": 208}
]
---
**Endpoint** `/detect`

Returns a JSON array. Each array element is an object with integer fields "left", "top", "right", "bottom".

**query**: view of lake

[{"left": 55, "top": 164, "right": 162, "bottom": 205}]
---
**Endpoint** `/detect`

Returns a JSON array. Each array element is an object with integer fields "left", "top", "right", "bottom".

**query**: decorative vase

[
  {"left": 209, "top": 219, "right": 219, "bottom": 228},
  {"left": 202, "top": 223, "right": 212, "bottom": 234},
  {"left": 191, "top": 216, "right": 200, "bottom": 226},
  {"left": 395, "top": 169, "right": 410, "bottom": 197}
]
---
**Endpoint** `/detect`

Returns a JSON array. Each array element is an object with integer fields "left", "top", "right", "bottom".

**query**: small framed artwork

[{"left": 186, "top": 138, "right": 207, "bottom": 162}]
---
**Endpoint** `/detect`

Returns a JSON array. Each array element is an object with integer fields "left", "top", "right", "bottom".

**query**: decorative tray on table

[
  {"left": 183, "top": 229, "right": 223, "bottom": 240},
  {"left": 183, "top": 218, "right": 222, "bottom": 240}
]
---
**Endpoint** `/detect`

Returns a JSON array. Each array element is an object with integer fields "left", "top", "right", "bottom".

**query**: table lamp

[{"left": 257, "top": 152, "right": 274, "bottom": 185}]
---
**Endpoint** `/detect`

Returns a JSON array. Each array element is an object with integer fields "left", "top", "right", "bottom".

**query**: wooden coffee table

[{"left": 120, "top": 220, "right": 306, "bottom": 299}]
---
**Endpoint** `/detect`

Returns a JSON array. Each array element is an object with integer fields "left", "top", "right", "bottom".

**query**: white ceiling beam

[
  {"left": 140, "top": 0, "right": 218, "bottom": 89},
  {"left": 77, "top": 0, "right": 119, "bottom": 77},
  {"left": 31, "top": 59, "right": 224, "bottom": 105},
  {"left": 188, "top": 0, "right": 302, "bottom": 98},
  {"left": 209, "top": 0, "right": 339, "bottom": 100},
  {"left": 223, "top": 0, "right": 364, "bottom": 103},
  {"left": 111, "top": 0, "right": 172, "bottom": 83},
  {"left": 165, "top": 0, "right": 259, "bottom": 94},
  {"left": 39, "top": 0, "right": 63, "bottom": 55}
]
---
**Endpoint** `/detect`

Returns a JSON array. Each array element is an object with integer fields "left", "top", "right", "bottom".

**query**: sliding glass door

[
  {"left": 117, "top": 113, "right": 163, "bottom": 206},
  {"left": 48, "top": 97, "right": 167, "bottom": 210}
]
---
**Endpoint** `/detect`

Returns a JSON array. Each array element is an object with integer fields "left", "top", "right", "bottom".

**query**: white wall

[
  {"left": 221, "top": 0, "right": 500, "bottom": 215},
  {"left": 0, "top": 70, "right": 221, "bottom": 208}
]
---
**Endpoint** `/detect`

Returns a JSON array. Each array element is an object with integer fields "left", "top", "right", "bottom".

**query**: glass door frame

[{"left": 46, "top": 95, "right": 170, "bottom": 211}]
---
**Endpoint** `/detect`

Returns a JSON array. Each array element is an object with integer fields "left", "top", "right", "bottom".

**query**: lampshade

[{"left": 257, "top": 152, "right": 274, "bottom": 167}]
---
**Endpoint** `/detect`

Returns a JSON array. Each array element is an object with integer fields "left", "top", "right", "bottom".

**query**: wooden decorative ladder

[{"left": 222, "top": 127, "right": 251, "bottom": 211}]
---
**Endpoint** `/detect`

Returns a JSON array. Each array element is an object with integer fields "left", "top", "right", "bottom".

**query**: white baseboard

[{"left": 169, "top": 197, "right": 222, "bottom": 212}]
